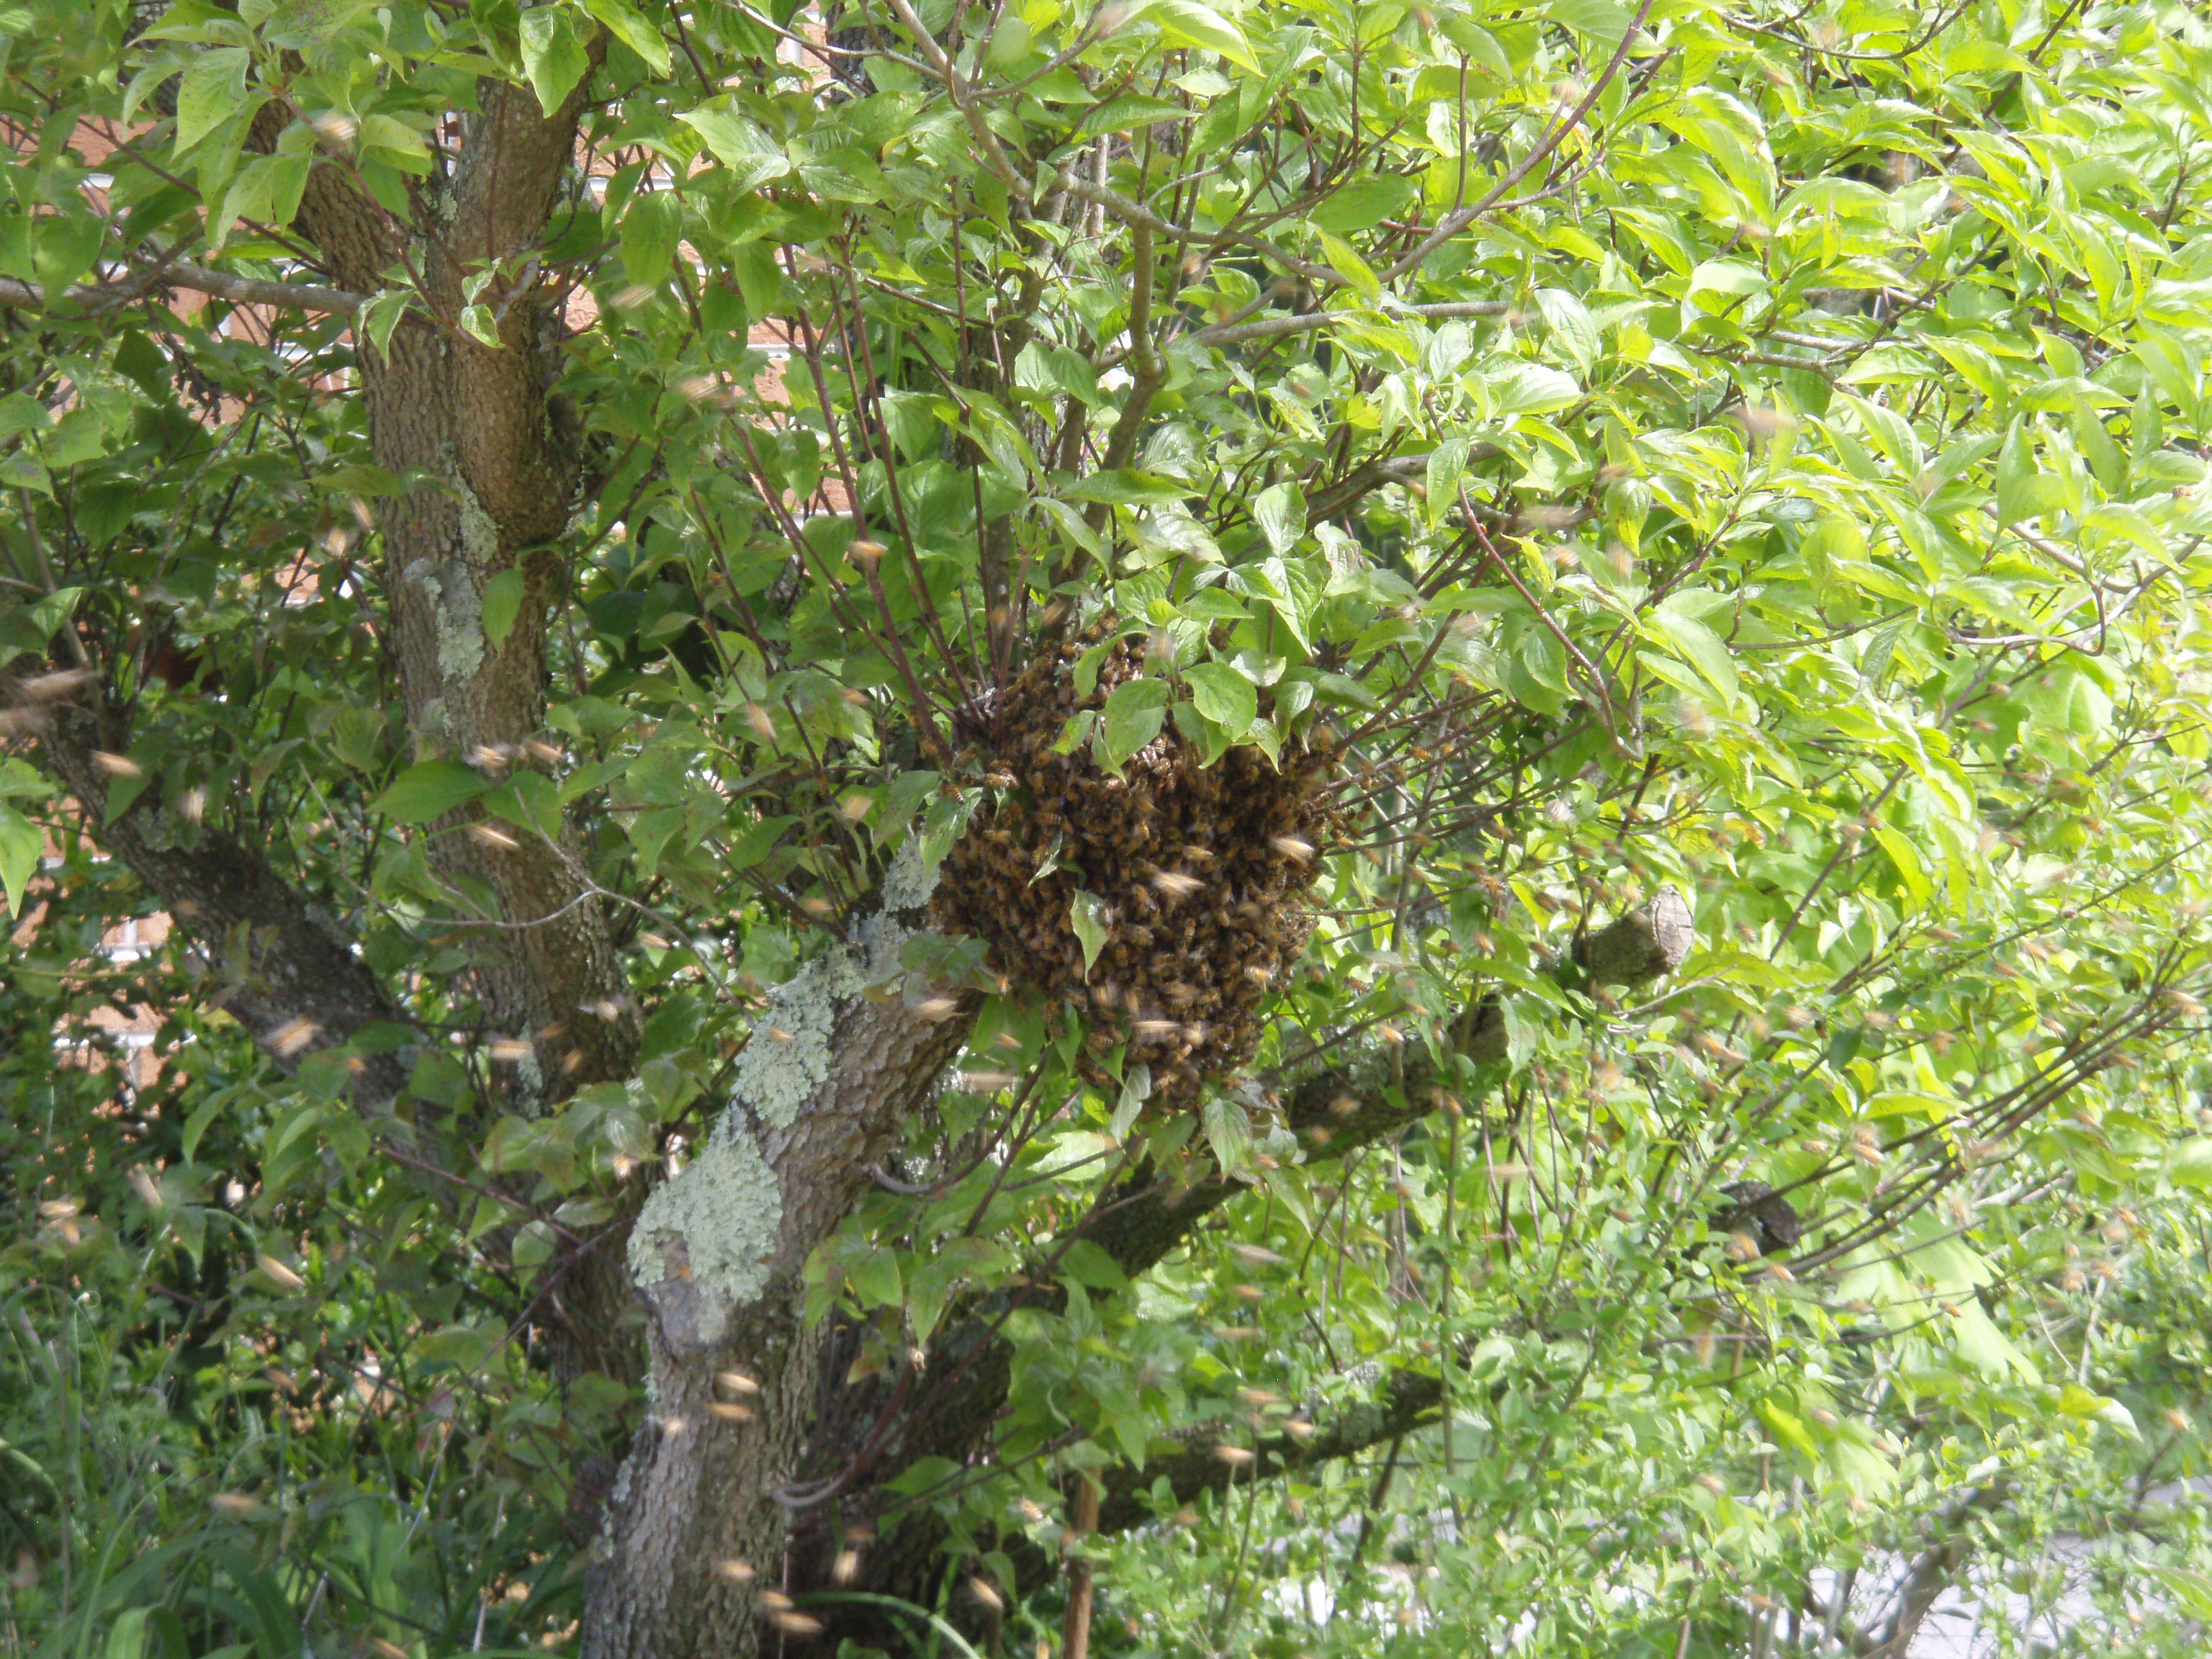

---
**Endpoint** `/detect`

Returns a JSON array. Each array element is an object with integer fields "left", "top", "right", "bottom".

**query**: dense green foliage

[{"left": 9, "top": 0, "right": 2212, "bottom": 1655}]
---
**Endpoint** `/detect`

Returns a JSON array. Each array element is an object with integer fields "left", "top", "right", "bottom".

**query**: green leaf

[
  {"left": 0, "top": 802, "right": 39, "bottom": 919},
  {"left": 1200, "top": 1094, "right": 1257, "bottom": 1182},
  {"left": 1426, "top": 437, "right": 1470, "bottom": 529},
  {"left": 2144, "top": 1567, "right": 2212, "bottom": 1621},
  {"left": 1069, "top": 889, "right": 1109, "bottom": 976},
  {"left": 316, "top": 462, "right": 408, "bottom": 495},
  {"left": 584, "top": 0, "right": 671, "bottom": 73},
  {"left": 621, "top": 185, "right": 681, "bottom": 287},
  {"left": 481, "top": 567, "right": 526, "bottom": 652},
  {"left": 359, "top": 288, "right": 413, "bottom": 362},
  {"left": 1056, "top": 1238, "right": 1130, "bottom": 1292},
  {"left": 1252, "top": 480, "right": 1302, "bottom": 556},
  {"left": 0, "top": 393, "right": 47, "bottom": 442},
  {"left": 1183, "top": 661, "right": 1257, "bottom": 737},
  {"left": 1535, "top": 287, "right": 1600, "bottom": 374},
  {"left": 0, "top": 448, "right": 50, "bottom": 495},
  {"left": 103, "top": 1607, "right": 153, "bottom": 1659},
  {"left": 371, "top": 760, "right": 490, "bottom": 824},
  {"left": 1140, "top": 0, "right": 1260, "bottom": 73},
  {"left": 848, "top": 1246, "right": 902, "bottom": 1310},
  {"left": 1646, "top": 607, "right": 1739, "bottom": 701},
  {"left": 512, "top": 1220, "right": 557, "bottom": 1270},
  {"left": 1099, "top": 677, "right": 1171, "bottom": 772},
  {"left": 356, "top": 112, "right": 428, "bottom": 164},
  {"left": 1995, "top": 417, "right": 2035, "bottom": 528},
  {"left": 174, "top": 47, "right": 249, "bottom": 155},
  {"left": 1062, "top": 469, "right": 1186, "bottom": 506},
  {"left": 518, "top": 4, "right": 591, "bottom": 117},
  {"left": 1315, "top": 229, "right": 1379, "bottom": 300},
  {"left": 1872, "top": 825, "right": 1933, "bottom": 914},
  {"left": 678, "top": 105, "right": 793, "bottom": 194},
  {"left": 2170, "top": 1138, "right": 2212, "bottom": 1189},
  {"left": 1687, "top": 258, "right": 1766, "bottom": 299},
  {"left": 42, "top": 407, "right": 105, "bottom": 471},
  {"left": 261, "top": 0, "right": 372, "bottom": 49},
  {"left": 459, "top": 303, "right": 503, "bottom": 348},
  {"left": 1310, "top": 174, "right": 1417, "bottom": 235},
  {"left": 1078, "top": 95, "right": 1187, "bottom": 138},
  {"left": 1108, "top": 1062, "right": 1152, "bottom": 1140}
]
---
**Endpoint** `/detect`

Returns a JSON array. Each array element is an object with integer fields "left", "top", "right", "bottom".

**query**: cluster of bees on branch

[{"left": 932, "top": 628, "right": 1340, "bottom": 1107}]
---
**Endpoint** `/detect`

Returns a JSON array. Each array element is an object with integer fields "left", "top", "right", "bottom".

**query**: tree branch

[
  {"left": 32, "top": 708, "right": 415, "bottom": 1102},
  {"left": 1861, "top": 1484, "right": 2008, "bottom": 1656},
  {"left": 1094, "top": 1367, "right": 1445, "bottom": 1535},
  {"left": 0, "top": 262, "right": 368, "bottom": 317}
]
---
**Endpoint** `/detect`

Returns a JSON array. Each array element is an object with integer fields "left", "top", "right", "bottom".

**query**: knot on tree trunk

[
  {"left": 1462, "top": 889, "right": 1695, "bottom": 1064},
  {"left": 1572, "top": 886, "right": 1695, "bottom": 987}
]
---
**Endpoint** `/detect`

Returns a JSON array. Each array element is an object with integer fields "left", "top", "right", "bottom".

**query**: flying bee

[
  {"left": 16, "top": 667, "right": 95, "bottom": 701},
  {"left": 265, "top": 1016, "right": 320, "bottom": 1058}
]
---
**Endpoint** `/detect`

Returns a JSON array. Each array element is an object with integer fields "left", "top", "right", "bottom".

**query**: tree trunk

[{"left": 581, "top": 860, "right": 972, "bottom": 1659}]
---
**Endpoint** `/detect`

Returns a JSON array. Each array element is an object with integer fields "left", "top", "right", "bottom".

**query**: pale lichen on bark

[
  {"left": 626, "top": 1126, "right": 781, "bottom": 1345},
  {"left": 624, "top": 842, "right": 943, "bottom": 1344},
  {"left": 404, "top": 555, "right": 485, "bottom": 685}
]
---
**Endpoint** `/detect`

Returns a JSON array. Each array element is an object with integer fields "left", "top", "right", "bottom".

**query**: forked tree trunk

[{"left": 580, "top": 945, "right": 972, "bottom": 1659}]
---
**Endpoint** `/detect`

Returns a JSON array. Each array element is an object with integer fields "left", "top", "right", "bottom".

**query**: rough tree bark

[{"left": 579, "top": 866, "right": 974, "bottom": 1659}]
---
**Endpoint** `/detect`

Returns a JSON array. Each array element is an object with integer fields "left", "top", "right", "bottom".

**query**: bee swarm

[{"left": 933, "top": 634, "right": 1334, "bottom": 1107}]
